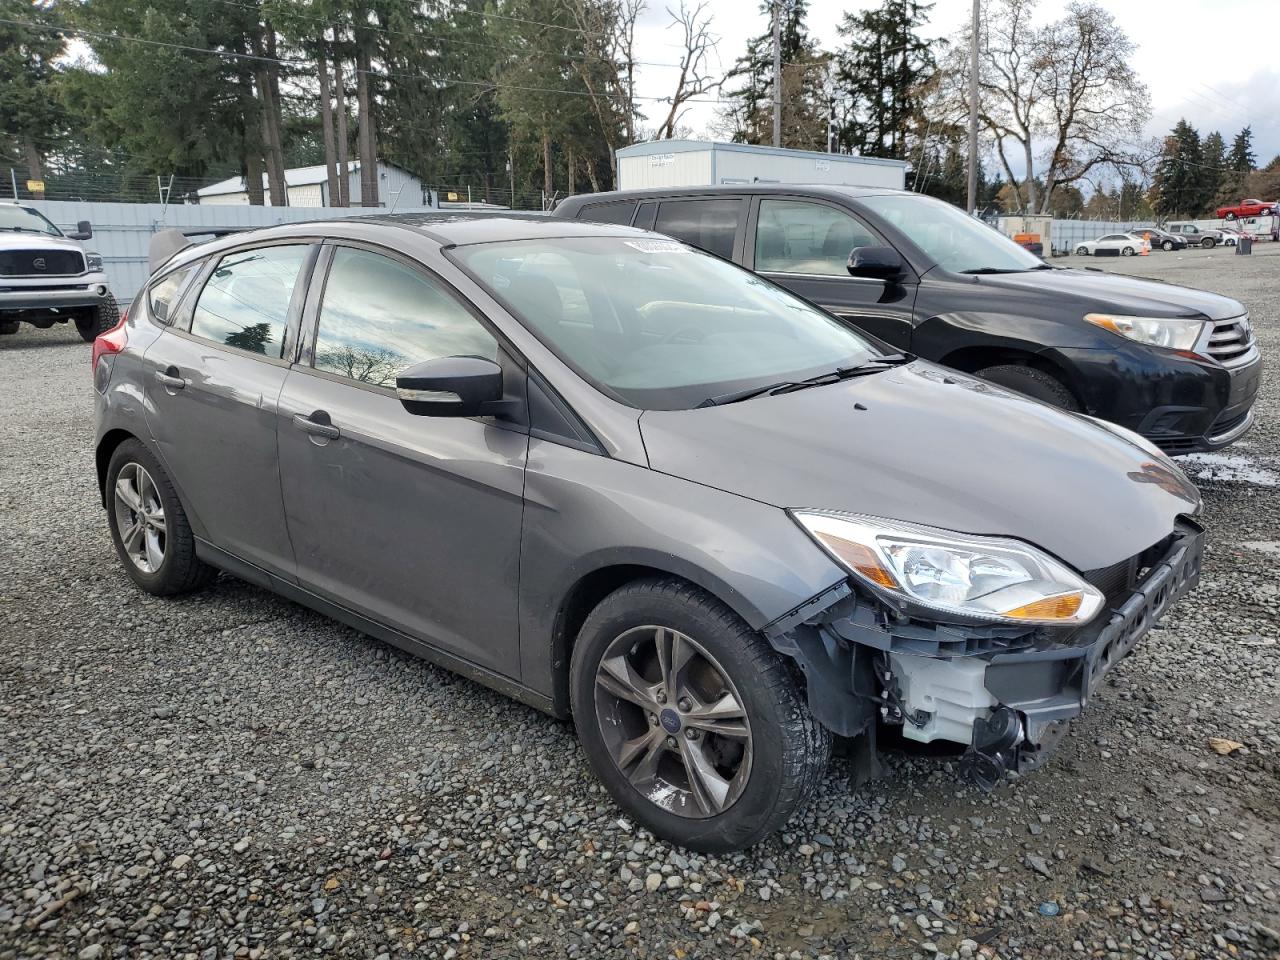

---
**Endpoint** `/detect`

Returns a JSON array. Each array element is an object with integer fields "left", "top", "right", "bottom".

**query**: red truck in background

[{"left": 1215, "top": 198, "right": 1276, "bottom": 220}]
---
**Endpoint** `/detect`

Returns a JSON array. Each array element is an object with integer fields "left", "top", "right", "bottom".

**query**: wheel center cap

[{"left": 659, "top": 709, "right": 682, "bottom": 734}]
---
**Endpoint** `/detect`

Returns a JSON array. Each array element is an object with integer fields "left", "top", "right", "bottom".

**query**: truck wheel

[
  {"left": 570, "top": 578, "right": 830, "bottom": 853},
  {"left": 977, "top": 364, "right": 1080, "bottom": 412},
  {"left": 0, "top": 320, "right": 19, "bottom": 336},
  {"left": 76, "top": 294, "right": 120, "bottom": 343},
  {"left": 1201, "top": 238, "right": 1216, "bottom": 249},
  {"left": 106, "top": 439, "right": 216, "bottom": 596}
]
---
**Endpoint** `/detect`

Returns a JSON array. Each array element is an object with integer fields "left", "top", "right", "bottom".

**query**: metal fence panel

[
  {"left": 1048, "top": 219, "right": 1157, "bottom": 256},
  {"left": 22, "top": 200, "right": 438, "bottom": 305}
]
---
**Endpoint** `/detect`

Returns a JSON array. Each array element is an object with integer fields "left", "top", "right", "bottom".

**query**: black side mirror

[
  {"left": 395, "top": 356, "right": 514, "bottom": 418},
  {"left": 847, "top": 245, "right": 905, "bottom": 280},
  {"left": 68, "top": 220, "right": 93, "bottom": 241}
]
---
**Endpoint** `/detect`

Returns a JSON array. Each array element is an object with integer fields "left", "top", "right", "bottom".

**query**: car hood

[
  {"left": 639, "top": 362, "right": 1201, "bottom": 573},
  {"left": 0, "top": 232, "right": 83, "bottom": 254},
  {"left": 968, "top": 267, "right": 1242, "bottom": 321}
]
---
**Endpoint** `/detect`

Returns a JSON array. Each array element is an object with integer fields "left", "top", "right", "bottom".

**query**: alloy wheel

[
  {"left": 593, "top": 625, "right": 753, "bottom": 819},
  {"left": 113, "top": 462, "right": 167, "bottom": 573}
]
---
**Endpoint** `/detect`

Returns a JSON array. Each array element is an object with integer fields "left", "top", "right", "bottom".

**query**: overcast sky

[{"left": 629, "top": 0, "right": 1280, "bottom": 178}]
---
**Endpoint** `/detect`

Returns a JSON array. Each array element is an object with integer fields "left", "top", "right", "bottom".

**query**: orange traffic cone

[{"left": 1140, "top": 239, "right": 1150, "bottom": 256}]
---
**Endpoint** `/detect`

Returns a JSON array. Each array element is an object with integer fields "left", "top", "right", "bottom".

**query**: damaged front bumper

[{"left": 765, "top": 521, "right": 1204, "bottom": 788}]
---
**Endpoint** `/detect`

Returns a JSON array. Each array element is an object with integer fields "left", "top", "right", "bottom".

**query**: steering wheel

[{"left": 658, "top": 326, "right": 709, "bottom": 345}]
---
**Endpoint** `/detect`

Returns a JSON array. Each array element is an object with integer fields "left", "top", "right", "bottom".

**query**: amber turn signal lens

[
  {"left": 1001, "top": 592, "right": 1083, "bottom": 621},
  {"left": 815, "top": 533, "right": 899, "bottom": 589}
]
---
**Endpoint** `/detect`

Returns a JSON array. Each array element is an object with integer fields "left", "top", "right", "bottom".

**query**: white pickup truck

[{"left": 0, "top": 202, "right": 119, "bottom": 341}]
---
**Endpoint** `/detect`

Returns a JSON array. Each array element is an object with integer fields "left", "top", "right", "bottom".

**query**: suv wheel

[
  {"left": 76, "top": 294, "right": 121, "bottom": 343},
  {"left": 1201, "top": 238, "right": 1216, "bottom": 248},
  {"left": 0, "top": 320, "right": 18, "bottom": 336},
  {"left": 106, "top": 439, "right": 216, "bottom": 595},
  {"left": 570, "top": 578, "right": 830, "bottom": 852},
  {"left": 977, "top": 364, "right": 1080, "bottom": 412}
]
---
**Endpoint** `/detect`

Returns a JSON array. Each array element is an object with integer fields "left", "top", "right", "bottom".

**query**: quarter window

[
  {"left": 313, "top": 247, "right": 497, "bottom": 387},
  {"left": 653, "top": 199, "right": 741, "bottom": 259},
  {"left": 147, "top": 264, "right": 196, "bottom": 324},
  {"left": 189, "top": 245, "right": 308, "bottom": 357},
  {"left": 755, "top": 199, "right": 878, "bottom": 276},
  {"left": 578, "top": 201, "right": 636, "bottom": 226}
]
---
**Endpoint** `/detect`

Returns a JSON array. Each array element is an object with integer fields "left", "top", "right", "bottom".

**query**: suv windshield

[
  {"left": 860, "top": 193, "right": 1043, "bottom": 274},
  {"left": 0, "top": 205, "right": 62, "bottom": 236},
  {"left": 452, "top": 237, "right": 881, "bottom": 410}
]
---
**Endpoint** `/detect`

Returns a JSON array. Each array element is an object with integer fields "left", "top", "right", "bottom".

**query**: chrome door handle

[
  {"left": 292, "top": 413, "right": 340, "bottom": 440},
  {"left": 154, "top": 371, "right": 186, "bottom": 390}
]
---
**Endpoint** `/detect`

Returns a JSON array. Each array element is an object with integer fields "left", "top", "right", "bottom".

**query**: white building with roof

[
  {"left": 615, "top": 140, "right": 908, "bottom": 192},
  {"left": 196, "top": 161, "right": 425, "bottom": 208}
]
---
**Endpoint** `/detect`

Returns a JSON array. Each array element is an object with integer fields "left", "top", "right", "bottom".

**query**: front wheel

[
  {"left": 76, "top": 294, "right": 120, "bottom": 343},
  {"left": 0, "top": 320, "right": 18, "bottom": 336},
  {"left": 570, "top": 578, "right": 830, "bottom": 852},
  {"left": 1162, "top": 240, "right": 1174, "bottom": 251},
  {"left": 1076, "top": 246, "right": 1089, "bottom": 256},
  {"left": 977, "top": 364, "right": 1080, "bottom": 411},
  {"left": 1121, "top": 246, "right": 1135, "bottom": 256}
]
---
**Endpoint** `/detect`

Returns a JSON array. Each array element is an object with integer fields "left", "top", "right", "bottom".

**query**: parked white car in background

[{"left": 1074, "top": 232, "right": 1149, "bottom": 256}]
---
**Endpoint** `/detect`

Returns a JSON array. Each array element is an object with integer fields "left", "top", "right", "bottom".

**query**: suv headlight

[
  {"left": 792, "top": 511, "right": 1104, "bottom": 625},
  {"left": 86, "top": 252, "right": 104, "bottom": 272},
  {"left": 1084, "top": 313, "right": 1205, "bottom": 351}
]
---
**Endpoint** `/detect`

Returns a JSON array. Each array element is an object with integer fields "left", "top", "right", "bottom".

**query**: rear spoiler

[{"left": 148, "top": 227, "right": 247, "bottom": 274}]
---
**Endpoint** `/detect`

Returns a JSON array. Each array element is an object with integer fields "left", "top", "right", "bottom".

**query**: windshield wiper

[
  {"left": 698, "top": 353, "right": 912, "bottom": 407},
  {"left": 961, "top": 264, "right": 1053, "bottom": 274}
]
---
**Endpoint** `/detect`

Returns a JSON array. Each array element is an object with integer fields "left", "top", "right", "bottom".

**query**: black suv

[{"left": 554, "top": 186, "right": 1261, "bottom": 453}]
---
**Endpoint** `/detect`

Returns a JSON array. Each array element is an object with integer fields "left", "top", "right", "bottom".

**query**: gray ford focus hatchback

[{"left": 93, "top": 215, "right": 1203, "bottom": 851}]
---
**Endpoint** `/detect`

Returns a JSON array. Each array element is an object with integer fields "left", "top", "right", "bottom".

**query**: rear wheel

[
  {"left": 0, "top": 320, "right": 18, "bottom": 336},
  {"left": 106, "top": 439, "right": 215, "bottom": 596},
  {"left": 1201, "top": 238, "right": 1216, "bottom": 248},
  {"left": 1224, "top": 212, "right": 1237, "bottom": 220},
  {"left": 1121, "top": 246, "right": 1135, "bottom": 256},
  {"left": 570, "top": 578, "right": 830, "bottom": 852},
  {"left": 977, "top": 364, "right": 1080, "bottom": 411},
  {"left": 76, "top": 294, "right": 120, "bottom": 343}
]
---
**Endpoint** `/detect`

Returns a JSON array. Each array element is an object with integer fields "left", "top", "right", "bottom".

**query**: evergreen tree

[
  {"left": 0, "top": 0, "right": 65, "bottom": 187},
  {"left": 1228, "top": 126, "right": 1256, "bottom": 172},
  {"left": 720, "top": 1, "right": 829, "bottom": 150},
  {"left": 831, "top": 0, "right": 934, "bottom": 159},
  {"left": 1200, "top": 130, "right": 1227, "bottom": 213},
  {"left": 1152, "top": 119, "right": 1205, "bottom": 218}
]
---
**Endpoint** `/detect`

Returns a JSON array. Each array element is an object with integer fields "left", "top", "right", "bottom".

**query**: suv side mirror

[
  {"left": 395, "top": 356, "right": 513, "bottom": 418},
  {"left": 68, "top": 220, "right": 93, "bottom": 241},
  {"left": 847, "top": 245, "right": 905, "bottom": 280}
]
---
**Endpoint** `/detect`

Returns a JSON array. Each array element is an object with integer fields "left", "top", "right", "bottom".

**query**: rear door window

[
  {"left": 189, "top": 245, "right": 309, "bottom": 357},
  {"left": 755, "top": 199, "right": 879, "bottom": 276},
  {"left": 312, "top": 246, "right": 497, "bottom": 387},
  {"left": 653, "top": 198, "right": 742, "bottom": 259},
  {"left": 577, "top": 200, "right": 636, "bottom": 226}
]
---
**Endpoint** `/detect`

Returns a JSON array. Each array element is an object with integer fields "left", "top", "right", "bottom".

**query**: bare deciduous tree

[
  {"left": 568, "top": 0, "right": 644, "bottom": 184},
  {"left": 655, "top": 1, "right": 717, "bottom": 140}
]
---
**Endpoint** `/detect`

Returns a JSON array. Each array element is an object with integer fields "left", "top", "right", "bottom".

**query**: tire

[
  {"left": 977, "top": 364, "right": 1080, "bottom": 411},
  {"left": 105, "top": 438, "right": 216, "bottom": 596},
  {"left": 1121, "top": 246, "right": 1135, "bottom": 256},
  {"left": 76, "top": 294, "right": 120, "bottom": 343},
  {"left": 1224, "top": 212, "right": 1236, "bottom": 220},
  {"left": 569, "top": 577, "right": 830, "bottom": 852},
  {"left": 0, "top": 320, "right": 18, "bottom": 336},
  {"left": 1162, "top": 240, "right": 1174, "bottom": 251},
  {"left": 1075, "top": 246, "right": 1089, "bottom": 256},
  {"left": 1201, "top": 238, "right": 1216, "bottom": 249}
]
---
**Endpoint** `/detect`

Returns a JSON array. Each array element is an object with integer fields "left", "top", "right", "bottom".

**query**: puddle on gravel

[{"left": 1178, "top": 452, "right": 1278, "bottom": 486}]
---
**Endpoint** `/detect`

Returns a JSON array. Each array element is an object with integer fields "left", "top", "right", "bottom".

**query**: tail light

[{"left": 92, "top": 307, "right": 129, "bottom": 390}]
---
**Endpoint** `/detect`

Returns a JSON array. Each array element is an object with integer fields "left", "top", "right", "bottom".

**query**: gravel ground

[{"left": 1, "top": 245, "right": 1277, "bottom": 960}]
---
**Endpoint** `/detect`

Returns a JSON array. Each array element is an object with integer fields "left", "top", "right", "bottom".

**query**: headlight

[
  {"left": 86, "top": 253, "right": 104, "bottom": 272},
  {"left": 792, "top": 512, "right": 1104, "bottom": 625},
  {"left": 1084, "top": 313, "right": 1204, "bottom": 351}
]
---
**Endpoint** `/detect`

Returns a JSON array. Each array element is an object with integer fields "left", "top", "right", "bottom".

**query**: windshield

[
  {"left": 451, "top": 237, "right": 881, "bottom": 410},
  {"left": 0, "top": 205, "right": 62, "bottom": 236},
  {"left": 860, "top": 193, "right": 1043, "bottom": 273}
]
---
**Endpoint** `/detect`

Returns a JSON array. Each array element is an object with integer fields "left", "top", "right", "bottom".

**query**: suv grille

[
  {"left": 1205, "top": 315, "right": 1254, "bottom": 363},
  {"left": 0, "top": 249, "right": 85, "bottom": 277}
]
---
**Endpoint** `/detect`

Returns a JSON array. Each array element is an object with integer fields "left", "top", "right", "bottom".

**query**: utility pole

[
  {"left": 965, "top": 0, "right": 980, "bottom": 215},
  {"left": 772, "top": 0, "right": 782, "bottom": 148}
]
